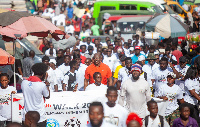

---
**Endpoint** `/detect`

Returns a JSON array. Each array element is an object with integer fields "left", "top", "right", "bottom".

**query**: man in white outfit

[{"left": 119, "top": 63, "right": 151, "bottom": 118}]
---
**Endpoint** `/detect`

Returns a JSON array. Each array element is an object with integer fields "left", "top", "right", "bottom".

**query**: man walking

[
  {"left": 22, "top": 50, "right": 35, "bottom": 77},
  {"left": 119, "top": 64, "right": 151, "bottom": 118},
  {"left": 21, "top": 63, "right": 49, "bottom": 126}
]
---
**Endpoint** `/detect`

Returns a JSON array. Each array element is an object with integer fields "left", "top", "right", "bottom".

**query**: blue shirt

[
  {"left": 131, "top": 53, "right": 146, "bottom": 64},
  {"left": 66, "top": 7, "right": 73, "bottom": 19}
]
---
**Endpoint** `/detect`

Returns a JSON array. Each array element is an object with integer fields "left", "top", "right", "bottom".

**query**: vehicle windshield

[
  {"left": 151, "top": 5, "right": 164, "bottom": 14},
  {"left": 116, "top": 21, "right": 145, "bottom": 34},
  {"left": 19, "top": 38, "right": 43, "bottom": 55},
  {"left": 161, "top": 4, "right": 175, "bottom": 14}
]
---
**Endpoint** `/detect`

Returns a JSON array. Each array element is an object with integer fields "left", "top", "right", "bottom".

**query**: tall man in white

[
  {"left": 21, "top": 63, "right": 50, "bottom": 126},
  {"left": 119, "top": 64, "right": 151, "bottom": 119}
]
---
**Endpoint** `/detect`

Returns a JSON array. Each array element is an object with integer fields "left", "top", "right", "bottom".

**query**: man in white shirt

[
  {"left": 123, "top": 42, "right": 129, "bottom": 57},
  {"left": 63, "top": 60, "right": 79, "bottom": 91},
  {"left": 159, "top": 47, "right": 177, "bottom": 65},
  {"left": 79, "top": 26, "right": 90, "bottom": 39},
  {"left": 118, "top": 57, "right": 132, "bottom": 88},
  {"left": 65, "top": 21, "right": 75, "bottom": 34},
  {"left": 103, "top": 48, "right": 117, "bottom": 71},
  {"left": 132, "top": 34, "right": 143, "bottom": 46},
  {"left": 45, "top": 42, "right": 57, "bottom": 57},
  {"left": 74, "top": 54, "right": 88, "bottom": 91},
  {"left": 142, "top": 53, "right": 159, "bottom": 87},
  {"left": 144, "top": 100, "right": 169, "bottom": 127},
  {"left": 119, "top": 64, "right": 151, "bottom": 118},
  {"left": 21, "top": 63, "right": 49, "bottom": 126},
  {"left": 151, "top": 57, "right": 179, "bottom": 97},
  {"left": 58, "top": 55, "right": 71, "bottom": 75},
  {"left": 104, "top": 86, "right": 128, "bottom": 127},
  {"left": 84, "top": 102, "right": 117, "bottom": 127},
  {"left": 174, "top": 56, "right": 189, "bottom": 93},
  {"left": 49, "top": 59, "right": 64, "bottom": 92},
  {"left": 85, "top": 72, "right": 107, "bottom": 91}
]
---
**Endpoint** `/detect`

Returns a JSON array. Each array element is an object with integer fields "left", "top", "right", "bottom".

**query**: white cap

[
  {"left": 117, "top": 48, "right": 123, "bottom": 54},
  {"left": 138, "top": 55, "right": 145, "bottom": 61},
  {"left": 167, "top": 72, "right": 176, "bottom": 79},
  {"left": 129, "top": 47, "right": 134, "bottom": 51},
  {"left": 50, "top": 59, "right": 57, "bottom": 65}
]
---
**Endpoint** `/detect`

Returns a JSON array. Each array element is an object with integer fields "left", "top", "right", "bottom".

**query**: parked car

[{"left": 114, "top": 16, "right": 152, "bottom": 41}]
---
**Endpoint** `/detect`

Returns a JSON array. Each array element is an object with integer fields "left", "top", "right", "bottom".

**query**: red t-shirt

[
  {"left": 72, "top": 19, "right": 81, "bottom": 32},
  {"left": 85, "top": 63, "right": 112, "bottom": 85}
]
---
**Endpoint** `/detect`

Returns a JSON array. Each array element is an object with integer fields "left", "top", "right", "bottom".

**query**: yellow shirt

[{"left": 113, "top": 65, "right": 123, "bottom": 79}]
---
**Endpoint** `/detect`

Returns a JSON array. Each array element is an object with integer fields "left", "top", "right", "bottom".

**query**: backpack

[{"left": 145, "top": 115, "right": 164, "bottom": 127}]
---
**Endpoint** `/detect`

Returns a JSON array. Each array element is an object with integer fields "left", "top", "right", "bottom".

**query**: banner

[{"left": 12, "top": 90, "right": 108, "bottom": 127}]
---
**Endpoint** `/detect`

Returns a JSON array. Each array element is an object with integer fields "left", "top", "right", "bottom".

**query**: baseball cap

[
  {"left": 138, "top": 55, "right": 145, "bottom": 61},
  {"left": 50, "top": 59, "right": 57, "bottom": 65},
  {"left": 135, "top": 46, "right": 141, "bottom": 50},
  {"left": 179, "top": 56, "right": 187, "bottom": 63}
]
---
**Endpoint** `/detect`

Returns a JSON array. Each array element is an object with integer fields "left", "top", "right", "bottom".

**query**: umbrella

[
  {"left": 0, "top": 48, "right": 15, "bottom": 65},
  {"left": 0, "top": 12, "right": 65, "bottom": 41},
  {"left": 146, "top": 14, "right": 189, "bottom": 38},
  {"left": 0, "top": 16, "right": 65, "bottom": 40}
]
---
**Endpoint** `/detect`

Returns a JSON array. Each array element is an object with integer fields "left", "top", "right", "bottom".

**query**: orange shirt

[{"left": 85, "top": 63, "right": 112, "bottom": 85}]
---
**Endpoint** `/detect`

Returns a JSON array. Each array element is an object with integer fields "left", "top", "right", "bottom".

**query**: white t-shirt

[
  {"left": 184, "top": 78, "right": 199, "bottom": 105},
  {"left": 21, "top": 80, "right": 49, "bottom": 122},
  {"left": 157, "top": 84, "right": 183, "bottom": 116},
  {"left": 65, "top": 25, "right": 75, "bottom": 34},
  {"left": 47, "top": 67, "right": 56, "bottom": 91},
  {"left": 175, "top": 65, "right": 189, "bottom": 93},
  {"left": 143, "top": 115, "right": 170, "bottom": 127},
  {"left": 103, "top": 103, "right": 128, "bottom": 127},
  {"left": 85, "top": 83, "right": 107, "bottom": 91},
  {"left": 103, "top": 55, "right": 117, "bottom": 71},
  {"left": 75, "top": 63, "right": 88, "bottom": 90},
  {"left": 142, "top": 63, "right": 159, "bottom": 87},
  {"left": 123, "top": 48, "right": 130, "bottom": 57},
  {"left": 118, "top": 67, "right": 130, "bottom": 85},
  {"left": 53, "top": 68, "right": 64, "bottom": 91},
  {"left": 58, "top": 63, "right": 70, "bottom": 76},
  {"left": 0, "top": 86, "right": 16, "bottom": 121},
  {"left": 151, "top": 67, "right": 173, "bottom": 97}
]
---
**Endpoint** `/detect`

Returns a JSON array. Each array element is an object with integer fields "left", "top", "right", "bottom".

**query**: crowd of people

[{"left": 2, "top": 0, "right": 200, "bottom": 127}]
